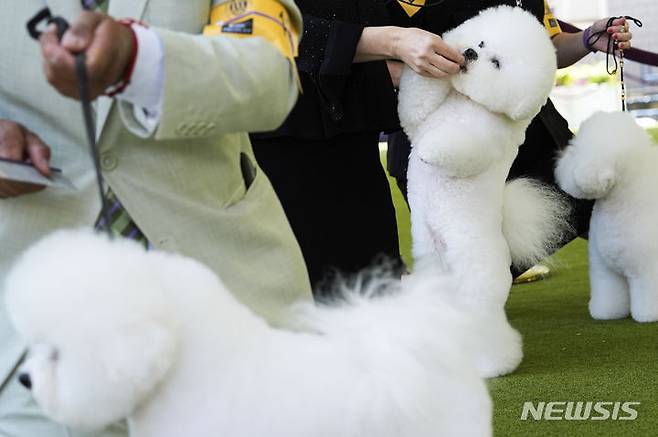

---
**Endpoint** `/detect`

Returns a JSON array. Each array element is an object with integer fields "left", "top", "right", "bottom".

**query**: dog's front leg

[{"left": 415, "top": 125, "right": 504, "bottom": 178}]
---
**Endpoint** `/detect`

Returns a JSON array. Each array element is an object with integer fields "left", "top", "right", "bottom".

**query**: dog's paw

[
  {"left": 630, "top": 296, "right": 658, "bottom": 323},
  {"left": 417, "top": 136, "right": 495, "bottom": 178},
  {"left": 573, "top": 166, "right": 616, "bottom": 199},
  {"left": 589, "top": 299, "right": 630, "bottom": 320}
]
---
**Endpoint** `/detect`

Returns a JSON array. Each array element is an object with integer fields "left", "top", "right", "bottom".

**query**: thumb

[{"left": 24, "top": 131, "right": 51, "bottom": 177}]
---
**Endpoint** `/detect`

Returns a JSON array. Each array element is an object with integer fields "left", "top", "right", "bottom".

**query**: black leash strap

[
  {"left": 27, "top": 7, "right": 113, "bottom": 239},
  {"left": 586, "top": 16, "right": 643, "bottom": 112}
]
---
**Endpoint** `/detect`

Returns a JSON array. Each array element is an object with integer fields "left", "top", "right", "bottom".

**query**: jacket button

[
  {"left": 100, "top": 153, "right": 118, "bottom": 171},
  {"left": 328, "top": 103, "right": 344, "bottom": 122},
  {"left": 176, "top": 122, "right": 190, "bottom": 136}
]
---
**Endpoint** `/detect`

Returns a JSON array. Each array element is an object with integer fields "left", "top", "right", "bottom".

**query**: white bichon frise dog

[
  {"left": 397, "top": 6, "right": 572, "bottom": 376},
  {"left": 399, "top": 5, "right": 571, "bottom": 304},
  {"left": 555, "top": 112, "right": 658, "bottom": 323},
  {"left": 6, "top": 230, "right": 492, "bottom": 437}
]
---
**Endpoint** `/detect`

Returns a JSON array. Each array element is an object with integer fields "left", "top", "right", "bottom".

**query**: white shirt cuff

[{"left": 115, "top": 24, "right": 165, "bottom": 135}]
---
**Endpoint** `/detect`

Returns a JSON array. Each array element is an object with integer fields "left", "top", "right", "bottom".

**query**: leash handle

[
  {"left": 27, "top": 7, "right": 70, "bottom": 41},
  {"left": 586, "top": 16, "right": 643, "bottom": 112},
  {"left": 27, "top": 7, "right": 113, "bottom": 239}
]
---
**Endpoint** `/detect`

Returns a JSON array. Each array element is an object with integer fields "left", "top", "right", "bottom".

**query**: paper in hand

[{"left": 0, "top": 158, "right": 75, "bottom": 190}]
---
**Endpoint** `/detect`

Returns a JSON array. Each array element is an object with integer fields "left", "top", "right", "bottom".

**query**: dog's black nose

[
  {"left": 463, "top": 48, "right": 479, "bottom": 62},
  {"left": 18, "top": 372, "right": 32, "bottom": 390}
]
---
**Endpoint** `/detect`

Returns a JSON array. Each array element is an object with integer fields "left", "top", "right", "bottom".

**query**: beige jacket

[{"left": 0, "top": 0, "right": 310, "bottom": 392}]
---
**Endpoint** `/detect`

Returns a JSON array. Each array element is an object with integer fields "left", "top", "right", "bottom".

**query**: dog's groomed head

[
  {"left": 444, "top": 6, "right": 557, "bottom": 121},
  {"left": 5, "top": 230, "right": 178, "bottom": 430}
]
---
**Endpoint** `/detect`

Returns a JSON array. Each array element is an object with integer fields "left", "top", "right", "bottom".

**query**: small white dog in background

[
  {"left": 398, "top": 6, "right": 573, "bottom": 377},
  {"left": 555, "top": 111, "right": 658, "bottom": 323},
  {"left": 6, "top": 230, "right": 493, "bottom": 437}
]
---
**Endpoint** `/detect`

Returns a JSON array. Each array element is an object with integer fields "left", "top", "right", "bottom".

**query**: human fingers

[
  {"left": 40, "top": 24, "right": 79, "bottom": 98},
  {"left": 61, "top": 11, "right": 106, "bottom": 53},
  {"left": 0, "top": 120, "right": 27, "bottom": 161},
  {"left": 419, "top": 62, "right": 449, "bottom": 79},
  {"left": 0, "top": 180, "right": 46, "bottom": 199},
  {"left": 24, "top": 130, "right": 52, "bottom": 177},
  {"left": 430, "top": 36, "right": 465, "bottom": 65},
  {"left": 428, "top": 52, "right": 461, "bottom": 75}
]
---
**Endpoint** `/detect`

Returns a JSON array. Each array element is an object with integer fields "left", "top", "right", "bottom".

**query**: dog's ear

[{"left": 103, "top": 320, "right": 178, "bottom": 404}]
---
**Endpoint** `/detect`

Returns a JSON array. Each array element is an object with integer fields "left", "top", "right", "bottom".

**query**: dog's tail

[
  {"left": 502, "top": 178, "right": 574, "bottom": 269},
  {"left": 292, "top": 268, "right": 468, "bottom": 363}
]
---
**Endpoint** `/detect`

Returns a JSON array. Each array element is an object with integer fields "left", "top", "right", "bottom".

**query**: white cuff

[{"left": 115, "top": 24, "right": 165, "bottom": 135}]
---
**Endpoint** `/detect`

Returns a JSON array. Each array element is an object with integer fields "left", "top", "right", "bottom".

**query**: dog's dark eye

[
  {"left": 478, "top": 41, "right": 485, "bottom": 49},
  {"left": 49, "top": 349, "right": 59, "bottom": 362},
  {"left": 491, "top": 58, "right": 501, "bottom": 69}
]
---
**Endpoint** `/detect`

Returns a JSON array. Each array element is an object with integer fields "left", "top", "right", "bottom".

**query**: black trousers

[{"left": 252, "top": 132, "right": 402, "bottom": 298}]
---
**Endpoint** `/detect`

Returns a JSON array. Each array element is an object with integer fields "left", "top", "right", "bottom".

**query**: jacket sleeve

[
  {"left": 118, "top": 0, "right": 303, "bottom": 140},
  {"left": 297, "top": 13, "right": 364, "bottom": 114}
]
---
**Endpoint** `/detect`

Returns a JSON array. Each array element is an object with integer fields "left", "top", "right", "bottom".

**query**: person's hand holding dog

[
  {"left": 0, "top": 120, "right": 51, "bottom": 198},
  {"left": 392, "top": 27, "right": 465, "bottom": 78},
  {"left": 355, "top": 26, "right": 464, "bottom": 79},
  {"left": 39, "top": 11, "right": 135, "bottom": 100}
]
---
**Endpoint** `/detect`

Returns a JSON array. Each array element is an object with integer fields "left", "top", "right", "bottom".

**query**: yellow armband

[
  {"left": 204, "top": 0, "right": 299, "bottom": 64},
  {"left": 543, "top": 0, "right": 562, "bottom": 38}
]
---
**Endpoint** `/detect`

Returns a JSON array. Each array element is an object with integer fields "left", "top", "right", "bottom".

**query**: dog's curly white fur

[
  {"left": 6, "top": 230, "right": 493, "bottom": 437},
  {"left": 555, "top": 112, "right": 658, "bottom": 323},
  {"left": 398, "top": 6, "right": 572, "bottom": 376}
]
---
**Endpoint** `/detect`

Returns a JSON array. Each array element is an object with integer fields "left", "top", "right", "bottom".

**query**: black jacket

[{"left": 253, "top": 0, "right": 399, "bottom": 140}]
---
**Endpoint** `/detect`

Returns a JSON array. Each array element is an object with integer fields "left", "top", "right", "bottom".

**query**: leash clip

[{"left": 27, "top": 7, "right": 70, "bottom": 41}]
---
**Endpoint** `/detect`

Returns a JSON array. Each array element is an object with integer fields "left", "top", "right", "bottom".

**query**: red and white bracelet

[{"left": 103, "top": 19, "right": 146, "bottom": 97}]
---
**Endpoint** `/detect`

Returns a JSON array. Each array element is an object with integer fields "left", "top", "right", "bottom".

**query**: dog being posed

[
  {"left": 6, "top": 230, "right": 492, "bottom": 437},
  {"left": 398, "top": 6, "right": 572, "bottom": 376},
  {"left": 555, "top": 112, "right": 658, "bottom": 323}
]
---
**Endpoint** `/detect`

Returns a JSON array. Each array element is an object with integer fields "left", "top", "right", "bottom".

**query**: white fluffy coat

[
  {"left": 6, "top": 230, "right": 493, "bottom": 437},
  {"left": 398, "top": 6, "right": 570, "bottom": 377},
  {"left": 399, "top": 6, "right": 567, "bottom": 304},
  {"left": 555, "top": 111, "right": 658, "bottom": 322}
]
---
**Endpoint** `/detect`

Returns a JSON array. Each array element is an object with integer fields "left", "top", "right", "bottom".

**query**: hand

[
  {"left": 39, "top": 11, "right": 135, "bottom": 99},
  {"left": 393, "top": 28, "right": 465, "bottom": 78},
  {"left": 590, "top": 17, "right": 633, "bottom": 51},
  {"left": 386, "top": 60, "right": 404, "bottom": 89},
  {"left": 0, "top": 120, "right": 51, "bottom": 198}
]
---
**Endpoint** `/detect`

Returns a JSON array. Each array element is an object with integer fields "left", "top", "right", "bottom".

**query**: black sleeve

[
  {"left": 298, "top": 14, "right": 365, "bottom": 115},
  {"left": 252, "top": 11, "right": 399, "bottom": 140}
]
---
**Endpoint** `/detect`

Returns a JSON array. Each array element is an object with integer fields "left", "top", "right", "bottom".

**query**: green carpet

[{"left": 379, "top": 144, "right": 658, "bottom": 436}]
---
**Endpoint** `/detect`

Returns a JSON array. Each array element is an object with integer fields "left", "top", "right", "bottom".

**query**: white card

[{"left": 0, "top": 158, "right": 76, "bottom": 190}]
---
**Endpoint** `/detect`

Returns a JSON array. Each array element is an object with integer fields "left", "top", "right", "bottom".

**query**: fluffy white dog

[
  {"left": 397, "top": 6, "right": 572, "bottom": 377},
  {"left": 6, "top": 230, "right": 492, "bottom": 437},
  {"left": 399, "top": 5, "right": 570, "bottom": 303},
  {"left": 555, "top": 112, "right": 658, "bottom": 323}
]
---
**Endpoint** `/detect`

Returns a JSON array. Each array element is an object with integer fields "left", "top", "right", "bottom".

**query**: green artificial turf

[
  {"left": 379, "top": 145, "right": 658, "bottom": 437},
  {"left": 648, "top": 128, "right": 658, "bottom": 143}
]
